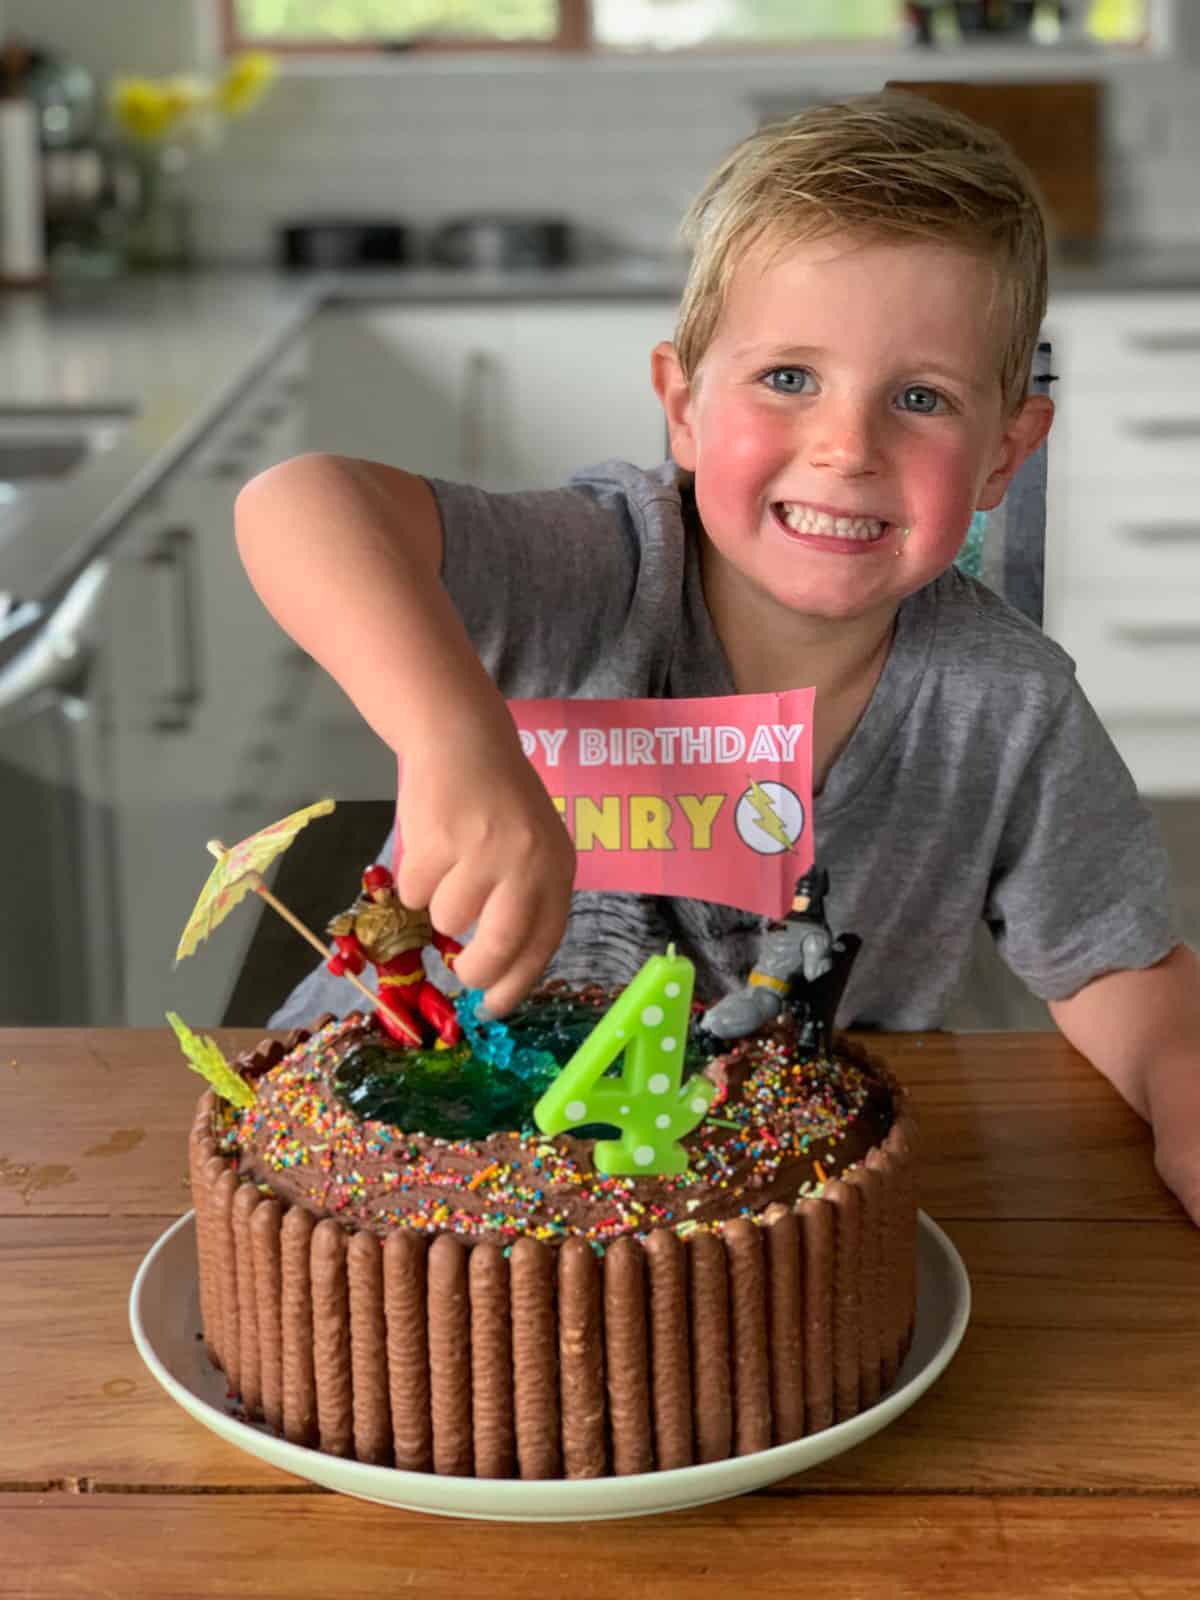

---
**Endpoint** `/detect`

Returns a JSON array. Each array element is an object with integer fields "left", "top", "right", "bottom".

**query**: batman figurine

[{"left": 700, "top": 866, "right": 861, "bottom": 1056}]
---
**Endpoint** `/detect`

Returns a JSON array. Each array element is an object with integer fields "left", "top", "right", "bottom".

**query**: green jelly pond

[{"left": 333, "top": 992, "right": 708, "bottom": 1141}]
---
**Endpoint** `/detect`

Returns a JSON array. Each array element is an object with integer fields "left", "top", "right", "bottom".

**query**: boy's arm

[
  {"left": 234, "top": 452, "right": 575, "bottom": 1014},
  {"left": 1047, "top": 944, "right": 1200, "bottom": 1224}
]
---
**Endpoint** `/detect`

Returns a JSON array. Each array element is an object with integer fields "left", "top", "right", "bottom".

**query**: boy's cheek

[{"left": 694, "top": 410, "right": 792, "bottom": 482}]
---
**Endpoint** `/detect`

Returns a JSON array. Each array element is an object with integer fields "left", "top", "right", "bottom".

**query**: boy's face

[{"left": 654, "top": 231, "right": 1052, "bottom": 630}]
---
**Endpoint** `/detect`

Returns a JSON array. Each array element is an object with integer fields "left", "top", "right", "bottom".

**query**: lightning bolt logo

[{"left": 745, "top": 775, "right": 796, "bottom": 853}]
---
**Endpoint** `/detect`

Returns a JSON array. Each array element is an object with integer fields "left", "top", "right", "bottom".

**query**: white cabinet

[
  {"left": 305, "top": 299, "right": 675, "bottom": 490},
  {"left": 1044, "top": 290, "right": 1200, "bottom": 794},
  {"left": 101, "top": 335, "right": 391, "bottom": 1026}
]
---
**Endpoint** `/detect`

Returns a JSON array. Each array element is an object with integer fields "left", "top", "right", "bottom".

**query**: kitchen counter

[
  {"left": 4, "top": 239, "right": 1200, "bottom": 618},
  {"left": 0, "top": 1027, "right": 1195, "bottom": 1595},
  {"left": 0, "top": 259, "right": 684, "bottom": 617},
  {"left": 0, "top": 273, "right": 312, "bottom": 612}
]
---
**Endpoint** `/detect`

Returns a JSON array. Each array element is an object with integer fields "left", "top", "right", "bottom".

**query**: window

[
  {"left": 224, "top": 0, "right": 578, "bottom": 48},
  {"left": 224, "top": 0, "right": 1153, "bottom": 53}
]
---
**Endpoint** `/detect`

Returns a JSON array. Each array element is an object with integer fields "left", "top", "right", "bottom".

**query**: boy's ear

[
  {"left": 651, "top": 341, "right": 698, "bottom": 470},
  {"left": 976, "top": 394, "right": 1055, "bottom": 511}
]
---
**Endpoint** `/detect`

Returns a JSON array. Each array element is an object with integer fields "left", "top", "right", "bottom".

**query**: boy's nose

[{"left": 807, "top": 403, "right": 879, "bottom": 476}]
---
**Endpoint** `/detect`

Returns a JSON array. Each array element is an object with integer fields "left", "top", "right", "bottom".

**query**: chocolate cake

[{"left": 188, "top": 987, "right": 917, "bottom": 1479}]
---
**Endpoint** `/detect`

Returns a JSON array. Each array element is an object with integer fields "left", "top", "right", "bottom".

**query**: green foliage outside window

[
  {"left": 229, "top": 0, "right": 1150, "bottom": 49},
  {"left": 231, "top": 0, "right": 558, "bottom": 44}
]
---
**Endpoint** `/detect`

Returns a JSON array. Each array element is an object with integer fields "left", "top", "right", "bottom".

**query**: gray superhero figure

[{"left": 700, "top": 866, "right": 861, "bottom": 1056}]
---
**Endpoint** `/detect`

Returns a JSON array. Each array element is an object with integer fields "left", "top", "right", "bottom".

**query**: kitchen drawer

[
  {"left": 1048, "top": 484, "right": 1200, "bottom": 581},
  {"left": 307, "top": 302, "right": 673, "bottom": 492},
  {"left": 1053, "top": 387, "right": 1200, "bottom": 486},
  {"left": 1050, "top": 581, "right": 1200, "bottom": 716},
  {"left": 188, "top": 354, "right": 309, "bottom": 483},
  {"left": 1047, "top": 292, "right": 1200, "bottom": 388},
  {"left": 1102, "top": 717, "right": 1200, "bottom": 798}
]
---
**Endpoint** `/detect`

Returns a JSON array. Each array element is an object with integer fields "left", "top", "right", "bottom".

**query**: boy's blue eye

[
  {"left": 897, "top": 384, "right": 945, "bottom": 414},
  {"left": 763, "top": 367, "right": 815, "bottom": 394}
]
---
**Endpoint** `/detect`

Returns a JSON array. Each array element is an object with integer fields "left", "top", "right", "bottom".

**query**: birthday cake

[{"left": 187, "top": 973, "right": 917, "bottom": 1479}]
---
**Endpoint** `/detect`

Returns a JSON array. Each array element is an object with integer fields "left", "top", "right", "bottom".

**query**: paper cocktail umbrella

[{"left": 174, "top": 797, "right": 386, "bottom": 1023}]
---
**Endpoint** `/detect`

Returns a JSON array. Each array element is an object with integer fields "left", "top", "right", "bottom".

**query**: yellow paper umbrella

[
  {"left": 175, "top": 798, "right": 413, "bottom": 1030},
  {"left": 175, "top": 798, "right": 339, "bottom": 960}
]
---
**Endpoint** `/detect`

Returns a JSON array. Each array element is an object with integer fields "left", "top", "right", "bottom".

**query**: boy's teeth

[{"left": 779, "top": 503, "right": 886, "bottom": 541}]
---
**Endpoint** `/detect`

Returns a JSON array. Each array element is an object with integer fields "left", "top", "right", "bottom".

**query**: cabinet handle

[
  {"left": 208, "top": 457, "right": 250, "bottom": 480},
  {"left": 1125, "top": 331, "right": 1200, "bottom": 353},
  {"left": 1112, "top": 622, "right": 1200, "bottom": 645},
  {"left": 460, "top": 348, "right": 498, "bottom": 480},
  {"left": 1120, "top": 522, "right": 1200, "bottom": 544},
  {"left": 1123, "top": 418, "right": 1200, "bottom": 441},
  {"left": 144, "top": 525, "right": 203, "bottom": 732}
]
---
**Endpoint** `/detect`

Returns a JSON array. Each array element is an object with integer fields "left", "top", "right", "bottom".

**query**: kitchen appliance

[
  {"left": 427, "top": 215, "right": 573, "bottom": 271},
  {"left": 0, "top": 59, "right": 46, "bottom": 286},
  {"left": 24, "top": 45, "right": 124, "bottom": 280},
  {"left": 0, "top": 558, "right": 123, "bottom": 1023},
  {"left": 278, "top": 220, "right": 412, "bottom": 271}
]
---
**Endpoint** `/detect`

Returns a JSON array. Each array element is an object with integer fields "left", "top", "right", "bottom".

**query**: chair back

[{"left": 954, "top": 339, "right": 1056, "bottom": 625}]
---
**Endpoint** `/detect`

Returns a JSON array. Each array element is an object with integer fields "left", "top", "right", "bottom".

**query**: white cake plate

[{"left": 130, "top": 1209, "right": 969, "bottom": 1522}]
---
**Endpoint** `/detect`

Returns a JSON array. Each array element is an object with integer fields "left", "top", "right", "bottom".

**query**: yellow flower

[
  {"left": 215, "top": 52, "right": 278, "bottom": 117},
  {"left": 161, "top": 75, "right": 210, "bottom": 118},
  {"left": 109, "top": 77, "right": 179, "bottom": 142},
  {"left": 108, "top": 54, "right": 276, "bottom": 144}
]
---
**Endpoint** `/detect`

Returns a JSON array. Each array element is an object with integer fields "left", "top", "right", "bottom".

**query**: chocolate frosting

[{"left": 222, "top": 1008, "right": 895, "bottom": 1246}]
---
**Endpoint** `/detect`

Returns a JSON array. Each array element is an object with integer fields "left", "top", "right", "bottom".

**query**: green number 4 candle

[{"left": 533, "top": 946, "right": 714, "bottom": 1177}]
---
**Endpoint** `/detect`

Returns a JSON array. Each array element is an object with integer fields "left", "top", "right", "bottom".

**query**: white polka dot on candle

[
  {"left": 655, "top": 1114, "right": 671, "bottom": 1129},
  {"left": 661, "top": 1036, "right": 677, "bottom": 1052},
  {"left": 565, "top": 1100, "right": 587, "bottom": 1121},
  {"left": 665, "top": 982, "right": 680, "bottom": 998},
  {"left": 641, "top": 1005, "right": 664, "bottom": 1027},
  {"left": 648, "top": 1073, "right": 670, "bottom": 1094},
  {"left": 691, "top": 1097, "right": 708, "bottom": 1113},
  {"left": 634, "top": 1145, "right": 656, "bottom": 1166}
]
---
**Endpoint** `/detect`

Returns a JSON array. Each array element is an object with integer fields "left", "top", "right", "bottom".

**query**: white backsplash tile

[{"left": 8, "top": 0, "right": 1200, "bottom": 262}]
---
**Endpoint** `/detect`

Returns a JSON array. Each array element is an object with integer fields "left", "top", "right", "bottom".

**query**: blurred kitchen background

[{"left": 0, "top": 0, "right": 1197, "bottom": 1031}]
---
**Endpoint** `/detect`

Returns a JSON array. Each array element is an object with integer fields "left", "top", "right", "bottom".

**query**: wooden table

[{"left": 2, "top": 1029, "right": 1197, "bottom": 1599}]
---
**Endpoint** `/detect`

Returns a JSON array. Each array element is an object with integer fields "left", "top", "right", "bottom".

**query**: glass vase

[{"left": 122, "top": 142, "right": 194, "bottom": 271}]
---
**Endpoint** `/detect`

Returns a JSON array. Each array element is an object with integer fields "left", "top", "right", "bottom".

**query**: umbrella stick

[{"left": 205, "top": 840, "right": 405, "bottom": 1031}]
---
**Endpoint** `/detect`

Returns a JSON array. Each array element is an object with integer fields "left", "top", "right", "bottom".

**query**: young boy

[{"left": 235, "top": 92, "right": 1199, "bottom": 1224}]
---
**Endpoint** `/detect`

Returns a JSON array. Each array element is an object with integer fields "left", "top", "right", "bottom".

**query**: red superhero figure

[{"left": 325, "top": 864, "right": 463, "bottom": 1048}]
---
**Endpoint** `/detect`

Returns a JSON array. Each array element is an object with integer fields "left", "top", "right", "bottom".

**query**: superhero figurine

[
  {"left": 700, "top": 866, "right": 861, "bottom": 1056},
  {"left": 326, "top": 864, "right": 463, "bottom": 1048}
]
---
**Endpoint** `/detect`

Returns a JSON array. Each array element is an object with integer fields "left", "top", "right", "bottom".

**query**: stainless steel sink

[{"left": 0, "top": 408, "right": 133, "bottom": 484}]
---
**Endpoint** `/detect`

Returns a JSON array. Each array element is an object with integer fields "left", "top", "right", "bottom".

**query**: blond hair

[{"left": 675, "top": 91, "right": 1049, "bottom": 412}]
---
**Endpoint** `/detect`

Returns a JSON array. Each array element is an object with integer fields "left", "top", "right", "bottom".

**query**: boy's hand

[{"left": 394, "top": 723, "right": 576, "bottom": 1017}]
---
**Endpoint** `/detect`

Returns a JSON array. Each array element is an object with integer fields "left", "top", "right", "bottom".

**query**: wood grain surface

[
  {"left": 889, "top": 79, "right": 1104, "bottom": 243},
  {"left": 1, "top": 1027, "right": 1196, "bottom": 1599}
]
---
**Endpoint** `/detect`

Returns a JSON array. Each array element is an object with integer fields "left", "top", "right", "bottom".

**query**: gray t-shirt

[{"left": 272, "top": 458, "right": 1176, "bottom": 1033}]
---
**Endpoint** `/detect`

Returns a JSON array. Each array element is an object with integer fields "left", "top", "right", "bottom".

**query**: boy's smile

[
  {"left": 774, "top": 501, "right": 890, "bottom": 547},
  {"left": 653, "top": 230, "right": 1052, "bottom": 640}
]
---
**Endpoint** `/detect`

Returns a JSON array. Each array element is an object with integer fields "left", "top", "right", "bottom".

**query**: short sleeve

[{"left": 984, "top": 681, "right": 1178, "bottom": 999}]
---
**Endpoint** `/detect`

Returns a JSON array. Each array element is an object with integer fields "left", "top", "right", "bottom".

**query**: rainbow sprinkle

[{"left": 222, "top": 1015, "right": 881, "bottom": 1246}]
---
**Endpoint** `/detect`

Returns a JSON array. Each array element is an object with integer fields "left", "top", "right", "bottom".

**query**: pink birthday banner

[{"left": 508, "top": 689, "right": 814, "bottom": 919}]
